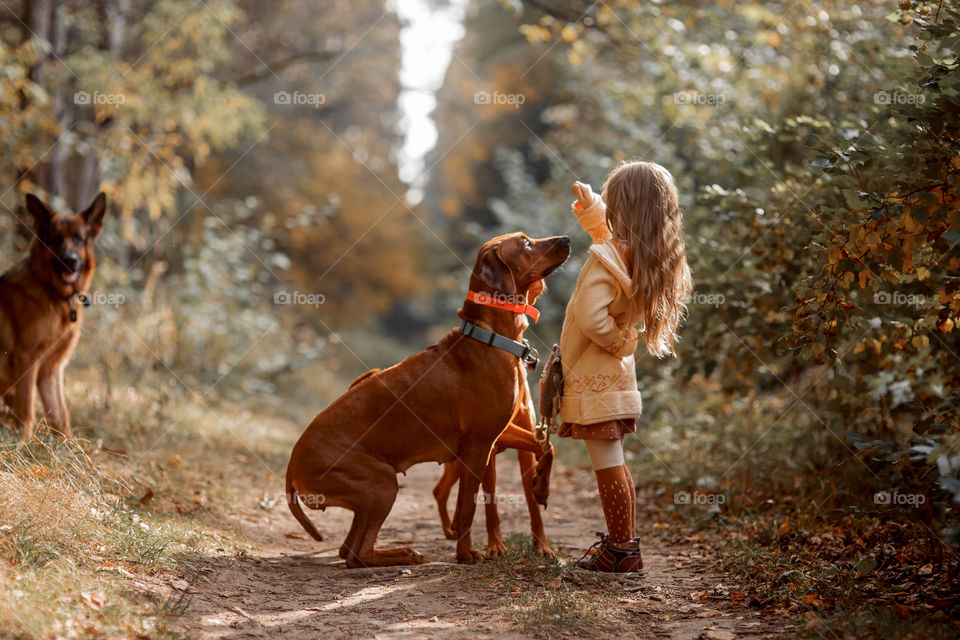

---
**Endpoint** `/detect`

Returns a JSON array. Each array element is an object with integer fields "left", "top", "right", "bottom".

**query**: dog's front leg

[
  {"left": 12, "top": 359, "right": 39, "bottom": 439},
  {"left": 453, "top": 447, "right": 489, "bottom": 564},
  {"left": 38, "top": 364, "right": 70, "bottom": 437},
  {"left": 481, "top": 456, "right": 507, "bottom": 558}
]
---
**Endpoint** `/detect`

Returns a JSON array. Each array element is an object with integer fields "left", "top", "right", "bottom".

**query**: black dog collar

[{"left": 460, "top": 320, "right": 539, "bottom": 371}]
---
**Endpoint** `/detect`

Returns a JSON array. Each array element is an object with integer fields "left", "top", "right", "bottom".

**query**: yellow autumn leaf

[
  {"left": 902, "top": 211, "right": 918, "bottom": 232},
  {"left": 917, "top": 266, "right": 931, "bottom": 281}
]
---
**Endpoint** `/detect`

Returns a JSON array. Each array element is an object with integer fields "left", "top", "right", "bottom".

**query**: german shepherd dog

[{"left": 0, "top": 192, "right": 107, "bottom": 438}]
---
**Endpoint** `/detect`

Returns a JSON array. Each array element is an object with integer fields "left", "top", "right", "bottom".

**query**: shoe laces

[{"left": 576, "top": 531, "right": 610, "bottom": 565}]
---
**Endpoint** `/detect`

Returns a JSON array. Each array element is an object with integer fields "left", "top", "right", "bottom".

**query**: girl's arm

[
  {"left": 572, "top": 182, "right": 613, "bottom": 244},
  {"left": 572, "top": 260, "right": 640, "bottom": 357}
]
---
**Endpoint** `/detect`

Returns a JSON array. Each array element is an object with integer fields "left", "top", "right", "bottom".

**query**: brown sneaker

[{"left": 576, "top": 532, "right": 644, "bottom": 573}]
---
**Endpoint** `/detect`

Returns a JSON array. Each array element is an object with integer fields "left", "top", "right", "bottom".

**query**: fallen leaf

[
  {"left": 169, "top": 579, "right": 189, "bottom": 592},
  {"left": 855, "top": 557, "right": 877, "bottom": 576},
  {"left": 701, "top": 630, "right": 736, "bottom": 640},
  {"left": 801, "top": 593, "right": 821, "bottom": 607},
  {"left": 140, "top": 488, "right": 155, "bottom": 505},
  {"left": 284, "top": 533, "right": 306, "bottom": 540},
  {"left": 81, "top": 591, "right": 106, "bottom": 610},
  {"left": 546, "top": 576, "right": 563, "bottom": 589}
]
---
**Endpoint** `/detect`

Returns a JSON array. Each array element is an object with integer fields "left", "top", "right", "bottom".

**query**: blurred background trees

[{"left": 0, "top": 0, "right": 957, "bottom": 552}]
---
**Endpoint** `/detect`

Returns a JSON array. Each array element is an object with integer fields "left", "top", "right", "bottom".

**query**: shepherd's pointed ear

[
  {"left": 80, "top": 192, "right": 107, "bottom": 238},
  {"left": 476, "top": 245, "right": 517, "bottom": 293},
  {"left": 25, "top": 194, "right": 54, "bottom": 230}
]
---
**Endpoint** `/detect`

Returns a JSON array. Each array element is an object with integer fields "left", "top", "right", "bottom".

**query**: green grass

[
  {"left": 0, "top": 365, "right": 306, "bottom": 640},
  {"left": 482, "top": 534, "right": 616, "bottom": 636}
]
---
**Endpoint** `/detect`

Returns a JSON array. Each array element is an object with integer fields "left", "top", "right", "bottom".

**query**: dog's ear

[
  {"left": 476, "top": 244, "right": 517, "bottom": 293},
  {"left": 80, "top": 192, "right": 107, "bottom": 238},
  {"left": 25, "top": 194, "right": 55, "bottom": 232}
]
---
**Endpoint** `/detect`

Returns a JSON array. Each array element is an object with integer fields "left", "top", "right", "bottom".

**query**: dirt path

[{"left": 164, "top": 459, "right": 796, "bottom": 639}]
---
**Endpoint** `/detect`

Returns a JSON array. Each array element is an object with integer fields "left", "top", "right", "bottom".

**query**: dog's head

[
  {"left": 469, "top": 232, "right": 571, "bottom": 301},
  {"left": 25, "top": 192, "right": 107, "bottom": 291}
]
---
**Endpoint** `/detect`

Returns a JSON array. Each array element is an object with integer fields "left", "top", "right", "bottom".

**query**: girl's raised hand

[{"left": 572, "top": 181, "right": 596, "bottom": 210}]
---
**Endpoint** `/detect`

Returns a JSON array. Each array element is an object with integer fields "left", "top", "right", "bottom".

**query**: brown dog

[
  {"left": 286, "top": 232, "right": 570, "bottom": 567},
  {"left": 355, "top": 282, "right": 554, "bottom": 559},
  {"left": 0, "top": 192, "right": 107, "bottom": 439},
  {"left": 433, "top": 277, "right": 554, "bottom": 558}
]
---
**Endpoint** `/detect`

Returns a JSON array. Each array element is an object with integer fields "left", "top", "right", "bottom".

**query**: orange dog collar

[{"left": 466, "top": 290, "right": 540, "bottom": 323}]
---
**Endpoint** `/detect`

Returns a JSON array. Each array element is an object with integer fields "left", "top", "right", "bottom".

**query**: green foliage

[
  {"left": 428, "top": 0, "right": 958, "bottom": 554},
  {"left": 706, "top": 0, "right": 960, "bottom": 542}
]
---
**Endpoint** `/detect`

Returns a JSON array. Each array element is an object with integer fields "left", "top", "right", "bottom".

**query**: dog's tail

[{"left": 285, "top": 470, "right": 324, "bottom": 541}]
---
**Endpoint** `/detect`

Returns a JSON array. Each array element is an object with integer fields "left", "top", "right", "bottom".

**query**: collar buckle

[{"left": 521, "top": 341, "right": 539, "bottom": 371}]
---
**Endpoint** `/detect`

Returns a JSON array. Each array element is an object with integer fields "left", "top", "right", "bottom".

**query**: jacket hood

[{"left": 589, "top": 241, "right": 633, "bottom": 292}]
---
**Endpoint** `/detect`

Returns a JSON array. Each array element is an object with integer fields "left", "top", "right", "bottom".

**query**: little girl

[{"left": 558, "top": 161, "right": 692, "bottom": 572}]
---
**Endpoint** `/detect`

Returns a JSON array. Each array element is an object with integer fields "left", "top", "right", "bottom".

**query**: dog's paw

[
  {"left": 457, "top": 548, "right": 484, "bottom": 564},
  {"left": 485, "top": 538, "right": 507, "bottom": 559},
  {"left": 442, "top": 526, "right": 457, "bottom": 541},
  {"left": 534, "top": 540, "right": 555, "bottom": 559}
]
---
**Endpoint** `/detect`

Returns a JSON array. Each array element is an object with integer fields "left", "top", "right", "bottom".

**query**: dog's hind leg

[
  {"left": 345, "top": 461, "right": 426, "bottom": 568},
  {"left": 339, "top": 512, "right": 361, "bottom": 560},
  {"left": 433, "top": 462, "right": 459, "bottom": 540}
]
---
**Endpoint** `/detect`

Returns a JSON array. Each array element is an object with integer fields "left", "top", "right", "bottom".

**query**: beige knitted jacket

[{"left": 559, "top": 198, "right": 643, "bottom": 425}]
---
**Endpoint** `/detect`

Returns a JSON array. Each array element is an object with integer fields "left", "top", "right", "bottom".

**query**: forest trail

[{"left": 158, "top": 457, "right": 796, "bottom": 639}]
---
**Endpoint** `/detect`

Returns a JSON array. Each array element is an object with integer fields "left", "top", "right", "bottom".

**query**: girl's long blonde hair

[{"left": 602, "top": 161, "right": 693, "bottom": 357}]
